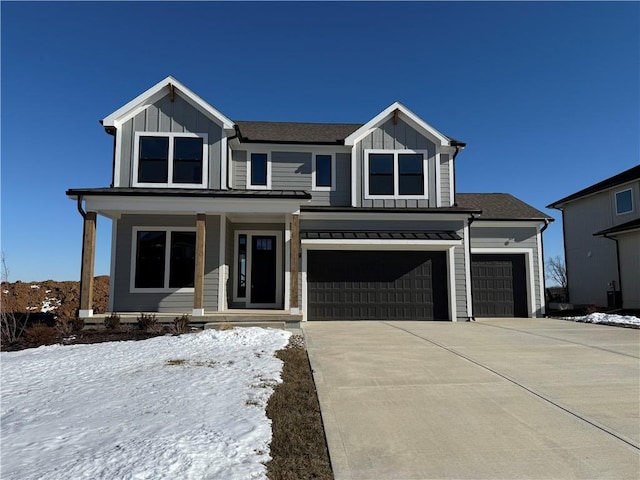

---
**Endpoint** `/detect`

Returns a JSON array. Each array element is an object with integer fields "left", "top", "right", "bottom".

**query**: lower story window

[{"left": 134, "top": 229, "right": 196, "bottom": 290}]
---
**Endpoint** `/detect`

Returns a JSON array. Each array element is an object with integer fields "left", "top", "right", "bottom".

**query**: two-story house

[
  {"left": 548, "top": 165, "right": 640, "bottom": 310},
  {"left": 67, "top": 76, "right": 553, "bottom": 322}
]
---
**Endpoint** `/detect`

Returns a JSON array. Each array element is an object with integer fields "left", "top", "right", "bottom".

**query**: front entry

[{"left": 250, "top": 235, "right": 277, "bottom": 304}]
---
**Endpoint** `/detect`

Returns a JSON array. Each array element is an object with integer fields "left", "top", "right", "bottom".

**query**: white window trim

[
  {"left": 615, "top": 188, "right": 634, "bottom": 215},
  {"left": 312, "top": 153, "right": 336, "bottom": 191},
  {"left": 132, "top": 132, "right": 209, "bottom": 188},
  {"left": 232, "top": 230, "right": 283, "bottom": 308},
  {"left": 364, "top": 149, "right": 429, "bottom": 200},
  {"left": 247, "top": 152, "right": 272, "bottom": 190},
  {"left": 130, "top": 226, "right": 197, "bottom": 293}
]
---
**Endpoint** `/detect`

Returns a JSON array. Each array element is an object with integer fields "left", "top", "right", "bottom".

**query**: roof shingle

[
  {"left": 456, "top": 193, "right": 553, "bottom": 221},
  {"left": 234, "top": 121, "right": 362, "bottom": 145}
]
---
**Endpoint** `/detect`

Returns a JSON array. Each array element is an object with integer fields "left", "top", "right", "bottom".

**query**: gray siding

[
  {"left": 355, "top": 118, "right": 437, "bottom": 208},
  {"left": 470, "top": 226, "right": 543, "bottom": 316},
  {"left": 271, "top": 152, "right": 312, "bottom": 190},
  {"left": 112, "top": 214, "right": 220, "bottom": 313},
  {"left": 232, "top": 150, "right": 247, "bottom": 189},
  {"left": 618, "top": 231, "right": 640, "bottom": 309},
  {"left": 440, "top": 153, "right": 451, "bottom": 207},
  {"left": 118, "top": 94, "right": 224, "bottom": 188}
]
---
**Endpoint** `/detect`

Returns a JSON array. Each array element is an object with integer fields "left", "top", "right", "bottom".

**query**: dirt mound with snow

[{"left": 1, "top": 276, "right": 110, "bottom": 322}]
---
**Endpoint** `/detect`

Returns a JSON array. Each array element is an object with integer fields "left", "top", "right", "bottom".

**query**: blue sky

[{"left": 2, "top": 1, "right": 638, "bottom": 282}]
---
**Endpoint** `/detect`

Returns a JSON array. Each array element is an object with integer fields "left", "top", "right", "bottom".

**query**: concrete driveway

[{"left": 303, "top": 318, "right": 640, "bottom": 480}]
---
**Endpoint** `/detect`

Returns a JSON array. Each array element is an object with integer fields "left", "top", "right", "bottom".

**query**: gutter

[
  {"left": 76, "top": 195, "right": 86, "bottom": 219},
  {"left": 539, "top": 219, "right": 550, "bottom": 315},
  {"left": 466, "top": 213, "right": 476, "bottom": 321}
]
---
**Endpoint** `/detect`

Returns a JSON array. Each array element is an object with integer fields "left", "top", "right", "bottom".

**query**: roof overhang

[
  {"left": 101, "top": 76, "right": 234, "bottom": 131},
  {"left": 593, "top": 219, "right": 640, "bottom": 237}
]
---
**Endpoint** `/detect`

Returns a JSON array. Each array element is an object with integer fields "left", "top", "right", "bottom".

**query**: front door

[{"left": 250, "top": 235, "right": 277, "bottom": 304}]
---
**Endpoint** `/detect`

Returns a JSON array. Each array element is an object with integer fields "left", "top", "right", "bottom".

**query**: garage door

[
  {"left": 472, "top": 254, "right": 528, "bottom": 317},
  {"left": 307, "top": 250, "right": 448, "bottom": 320}
]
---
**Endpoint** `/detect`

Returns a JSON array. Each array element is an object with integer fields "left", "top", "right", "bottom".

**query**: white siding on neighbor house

[
  {"left": 118, "top": 94, "right": 224, "bottom": 188},
  {"left": 470, "top": 225, "right": 543, "bottom": 316},
  {"left": 617, "top": 231, "right": 640, "bottom": 309},
  {"left": 354, "top": 118, "right": 437, "bottom": 208},
  {"left": 112, "top": 214, "right": 221, "bottom": 313}
]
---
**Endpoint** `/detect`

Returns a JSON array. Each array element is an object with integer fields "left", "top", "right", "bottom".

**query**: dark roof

[
  {"left": 66, "top": 187, "right": 311, "bottom": 199},
  {"left": 547, "top": 165, "right": 640, "bottom": 208},
  {"left": 300, "top": 205, "right": 480, "bottom": 214},
  {"left": 301, "top": 231, "right": 461, "bottom": 241},
  {"left": 234, "top": 121, "right": 362, "bottom": 145},
  {"left": 593, "top": 218, "right": 640, "bottom": 237},
  {"left": 456, "top": 193, "right": 553, "bottom": 221}
]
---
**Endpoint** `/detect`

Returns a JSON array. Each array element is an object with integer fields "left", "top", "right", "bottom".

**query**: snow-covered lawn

[
  {"left": 1, "top": 328, "right": 291, "bottom": 480},
  {"left": 560, "top": 312, "right": 640, "bottom": 327}
]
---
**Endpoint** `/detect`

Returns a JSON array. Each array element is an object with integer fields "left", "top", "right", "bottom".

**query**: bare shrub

[
  {"left": 546, "top": 255, "right": 568, "bottom": 289},
  {"left": 24, "top": 323, "right": 59, "bottom": 347},
  {"left": 1, "top": 253, "right": 29, "bottom": 345},
  {"left": 55, "top": 318, "right": 74, "bottom": 337},
  {"left": 136, "top": 313, "right": 157, "bottom": 332},
  {"left": 218, "top": 322, "right": 234, "bottom": 331},
  {"left": 72, "top": 317, "right": 85, "bottom": 333},
  {"left": 104, "top": 313, "right": 121, "bottom": 330},
  {"left": 171, "top": 314, "right": 191, "bottom": 334}
]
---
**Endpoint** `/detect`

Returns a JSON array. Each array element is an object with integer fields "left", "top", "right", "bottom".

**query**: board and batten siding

[
  {"left": 617, "top": 231, "right": 640, "bottom": 309},
  {"left": 112, "top": 214, "right": 220, "bottom": 313},
  {"left": 470, "top": 225, "right": 543, "bottom": 316},
  {"left": 118, "top": 94, "right": 224, "bottom": 188},
  {"left": 354, "top": 118, "right": 437, "bottom": 208}
]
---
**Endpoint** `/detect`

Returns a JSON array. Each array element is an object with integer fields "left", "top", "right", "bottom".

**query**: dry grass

[{"left": 266, "top": 337, "right": 333, "bottom": 480}]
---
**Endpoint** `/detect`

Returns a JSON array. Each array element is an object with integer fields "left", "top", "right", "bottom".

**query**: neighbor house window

[
  {"left": 248, "top": 152, "right": 270, "bottom": 189},
  {"left": 312, "top": 154, "right": 335, "bottom": 191},
  {"left": 365, "top": 149, "right": 428, "bottom": 199},
  {"left": 132, "top": 228, "right": 196, "bottom": 291},
  {"left": 134, "top": 132, "right": 208, "bottom": 188},
  {"left": 615, "top": 189, "right": 633, "bottom": 215}
]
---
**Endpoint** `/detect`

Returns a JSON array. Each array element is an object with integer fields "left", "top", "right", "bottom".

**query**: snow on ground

[
  {"left": 1, "top": 328, "right": 291, "bottom": 480},
  {"left": 561, "top": 312, "right": 640, "bottom": 327}
]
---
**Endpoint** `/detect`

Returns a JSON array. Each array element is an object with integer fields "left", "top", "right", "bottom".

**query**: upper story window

[
  {"left": 615, "top": 188, "right": 633, "bottom": 215},
  {"left": 312, "top": 154, "right": 335, "bottom": 191},
  {"left": 364, "top": 149, "right": 428, "bottom": 199},
  {"left": 248, "top": 152, "right": 271, "bottom": 189},
  {"left": 133, "top": 132, "right": 208, "bottom": 188}
]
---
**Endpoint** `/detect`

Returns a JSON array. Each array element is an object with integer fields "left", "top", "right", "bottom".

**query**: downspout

[
  {"left": 602, "top": 233, "right": 623, "bottom": 309},
  {"left": 224, "top": 126, "right": 241, "bottom": 190},
  {"left": 467, "top": 214, "right": 476, "bottom": 321},
  {"left": 77, "top": 195, "right": 86, "bottom": 219},
  {"left": 451, "top": 144, "right": 462, "bottom": 206},
  {"left": 539, "top": 219, "right": 550, "bottom": 315}
]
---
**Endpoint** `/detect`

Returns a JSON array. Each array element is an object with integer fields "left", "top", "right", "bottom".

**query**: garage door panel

[
  {"left": 472, "top": 254, "right": 527, "bottom": 318},
  {"left": 307, "top": 251, "right": 448, "bottom": 320}
]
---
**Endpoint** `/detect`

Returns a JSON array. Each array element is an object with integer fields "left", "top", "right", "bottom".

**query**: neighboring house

[
  {"left": 67, "top": 76, "right": 553, "bottom": 321},
  {"left": 548, "top": 165, "right": 640, "bottom": 310}
]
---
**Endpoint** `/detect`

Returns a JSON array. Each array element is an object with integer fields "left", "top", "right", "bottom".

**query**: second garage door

[
  {"left": 307, "top": 250, "right": 449, "bottom": 320},
  {"left": 472, "top": 254, "right": 528, "bottom": 317}
]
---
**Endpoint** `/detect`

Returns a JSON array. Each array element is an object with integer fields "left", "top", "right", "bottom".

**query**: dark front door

[
  {"left": 250, "top": 235, "right": 277, "bottom": 304},
  {"left": 472, "top": 254, "right": 528, "bottom": 317},
  {"left": 307, "top": 250, "right": 448, "bottom": 320}
]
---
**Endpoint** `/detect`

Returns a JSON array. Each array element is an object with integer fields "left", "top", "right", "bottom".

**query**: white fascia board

[
  {"left": 344, "top": 102, "right": 450, "bottom": 146},
  {"left": 83, "top": 195, "right": 307, "bottom": 216},
  {"left": 470, "top": 220, "right": 546, "bottom": 228},
  {"left": 299, "top": 211, "right": 470, "bottom": 222},
  {"left": 232, "top": 143, "right": 350, "bottom": 153},
  {"left": 102, "top": 76, "right": 234, "bottom": 129},
  {"left": 301, "top": 239, "right": 461, "bottom": 249}
]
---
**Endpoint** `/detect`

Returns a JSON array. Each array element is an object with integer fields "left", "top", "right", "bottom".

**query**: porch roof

[
  {"left": 301, "top": 231, "right": 461, "bottom": 241},
  {"left": 66, "top": 187, "right": 311, "bottom": 200}
]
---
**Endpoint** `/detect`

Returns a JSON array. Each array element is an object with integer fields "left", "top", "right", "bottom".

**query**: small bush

[
  {"left": 55, "top": 318, "right": 74, "bottom": 337},
  {"left": 104, "top": 313, "right": 121, "bottom": 330},
  {"left": 24, "top": 323, "right": 59, "bottom": 347},
  {"left": 218, "top": 322, "right": 234, "bottom": 331},
  {"left": 71, "top": 317, "right": 85, "bottom": 333},
  {"left": 136, "top": 313, "right": 157, "bottom": 332},
  {"left": 171, "top": 314, "right": 190, "bottom": 334}
]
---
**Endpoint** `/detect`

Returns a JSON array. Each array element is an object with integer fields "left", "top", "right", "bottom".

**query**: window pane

[
  {"left": 398, "top": 154, "right": 423, "bottom": 174},
  {"left": 316, "top": 155, "right": 332, "bottom": 187},
  {"left": 251, "top": 153, "right": 268, "bottom": 186},
  {"left": 173, "top": 137, "right": 203, "bottom": 184},
  {"left": 369, "top": 175, "right": 394, "bottom": 195},
  {"left": 237, "top": 234, "right": 247, "bottom": 298},
  {"left": 138, "top": 137, "right": 169, "bottom": 183},
  {"left": 169, "top": 232, "right": 196, "bottom": 288},
  {"left": 369, "top": 154, "right": 394, "bottom": 195},
  {"left": 398, "top": 154, "right": 424, "bottom": 195},
  {"left": 135, "top": 231, "right": 166, "bottom": 288},
  {"left": 616, "top": 190, "right": 633, "bottom": 214},
  {"left": 399, "top": 175, "right": 424, "bottom": 195}
]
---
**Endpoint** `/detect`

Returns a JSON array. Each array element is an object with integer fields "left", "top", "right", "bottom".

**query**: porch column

[
  {"left": 290, "top": 214, "right": 300, "bottom": 314},
  {"left": 79, "top": 211, "right": 96, "bottom": 318},
  {"left": 193, "top": 213, "right": 206, "bottom": 317}
]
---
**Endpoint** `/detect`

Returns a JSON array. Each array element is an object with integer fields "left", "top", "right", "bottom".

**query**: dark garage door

[
  {"left": 472, "top": 254, "right": 528, "bottom": 317},
  {"left": 307, "top": 250, "right": 448, "bottom": 320}
]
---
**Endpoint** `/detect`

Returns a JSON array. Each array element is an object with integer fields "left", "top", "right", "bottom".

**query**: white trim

[
  {"left": 470, "top": 247, "right": 536, "bottom": 318},
  {"left": 284, "top": 214, "right": 291, "bottom": 310},
  {"left": 301, "top": 239, "right": 461, "bottom": 248},
  {"left": 363, "top": 149, "right": 429, "bottom": 200},
  {"left": 102, "top": 76, "right": 234, "bottom": 129},
  {"left": 344, "top": 102, "right": 450, "bottom": 146},
  {"left": 301, "top": 249, "right": 308, "bottom": 321},
  {"left": 130, "top": 226, "right": 197, "bottom": 294},
  {"left": 350, "top": 145, "right": 357, "bottom": 207},
  {"left": 435, "top": 151, "right": 441, "bottom": 207},
  {"left": 312, "top": 153, "right": 336, "bottom": 191},
  {"left": 463, "top": 223, "right": 472, "bottom": 318},
  {"left": 192, "top": 308, "right": 205, "bottom": 317},
  {"left": 220, "top": 135, "right": 228, "bottom": 190},
  {"left": 232, "top": 230, "right": 283, "bottom": 308},
  {"left": 114, "top": 127, "right": 123, "bottom": 187},
  {"left": 218, "top": 214, "right": 226, "bottom": 312},
  {"left": 229, "top": 139, "right": 350, "bottom": 153},
  {"left": 536, "top": 225, "right": 545, "bottom": 316},
  {"left": 614, "top": 188, "right": 634, "bottom": 215},
  {"left": 470, "top": 220, "right": 546, "bottom": 228},
  {"left": 108, "top": 218, "right": 118, "bottom": 312},
  {"left": 79, "top": 309, "right": 94, "bottom": 318},
  {"left": 246, "top": 151, "right": 272, "bottom": 190},
  {"left": 447, "top": 246, "right": 457, "bottom": 321},
  {"left": 449, "top": 157, "right": 454, "bottom": 207},
  {"left": 132, "top": 131, "right": 209, "bottom": 188},
  {"left": 299, "top": 211, "right": 470, "bottom": 222}
]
